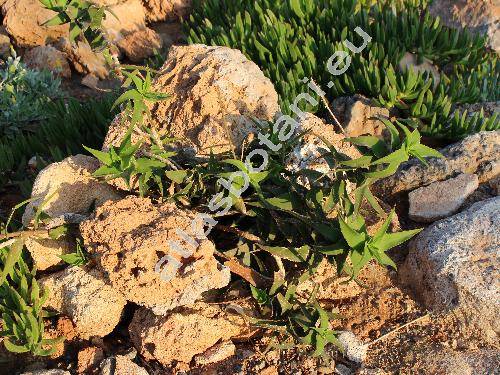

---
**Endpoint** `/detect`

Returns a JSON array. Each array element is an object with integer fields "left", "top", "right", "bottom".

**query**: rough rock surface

[
  {"left": 103, "top": 44, "right": 279, "bottom": 156},
  {"left": 56, "top": 39, "right": 110, "bottom": 80},
  {"left": 40, "top": 267, "right": 127, "bottom": 339},
  {"left": 117, "top": 27, "right": 163, "bottom": 62},
  {"left": 337, "top": 331, "right": 367, "bottom": 364},
  {"left": 24, "top": 45, "right": 71, "bottom": 78},
  {"left": 25, "top": 237, "right": 72, "bottom": 271},
  {"left": 80, "top": 196, "right": 231, "bottom": 314},
  {"left": 429, "top": 0, "right": 500, "bottom": 53},
  {"left": 77, "top": 346, "right": 104, "bottom": 374},
  {"left": 194, "top": 340, "right": 236, "bottom": 366},
  {"left": 373, "top": 131, "right": 500, "bottom": 198},
  {"left": 331, "top": 95, "right": 390, "bottom": 137},
  {"left": 142, "top": 0, "right": 192, "bottom": 22},
  {"left": 401, "top": 197, "right": 499, "bottom": 344},
  {"left": 455, "top": 101, "right": 500, "bottom": 118},
  {"left": 100, "top": 354, "right": 149, "bottom": 375},
  {"left": 420, "top": 348, "right": 500, "bottom": 375},
  {"left": 129, "top": 303, "right": 251, "bottom": 365},
  {"left": 408, "top": 173, "right": 479, "bottom": 222},
  {"left": 101, "top": 0, "right": 147, "bottom": 44},
  {"left": 1, "top": 0, "right": 68, "bottom": 48},
  {"left": 22, "top": 155, "right": 121, "bottom": 227}
]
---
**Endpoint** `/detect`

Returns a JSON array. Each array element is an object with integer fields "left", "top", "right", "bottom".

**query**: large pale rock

[
  {"left": 142, "top": 0, "right": 192, "bottom": 22},
  {"left": 401, "top": 197, "right": 500, "bottom": 344},
  {"left": 331, "top": 95, "right": 390, "bottom": 137},
  {"left": 129, "top": 303, "right": 251, "bottom": 365},
  {"left": 429, "top": 0, "right": 500, "bottom": 53},
  {"left": 101, "top": 0, "right": 146, "bottom": 44},
  {"left": 80, "top": 196, "right": 231, "bottom": 315},
  {"left": 373, "top": 131, "right": 500, "bottom": 198},
  {"left": 103, "top": 44, "right": 279, "bottom": 156},
  {"left": 419, "top": 348, "right": 500, "bottom": 375},
  {"left": 408, "top": 173, "right": 479, "bottom": 222},
  {"left": 116, "top": 27, "right": 162, "bottom": 62},
  {"left": 22, "top": 155, "right": 121, "bottom": 227},
  {"left": 40, "top": 267, "right": 127, "bottom": 339},
  {"left": 24, "top": 45, "right": 71, "bottom": 78},
  {"left": 25, "top": 237, "right": 72, "bottom": 271},
  {"left": 99, "top": 355, "right": 148, "bottom": 375},
  {"left": 1, "top": 0, "right": 68, "bottom": 48}
]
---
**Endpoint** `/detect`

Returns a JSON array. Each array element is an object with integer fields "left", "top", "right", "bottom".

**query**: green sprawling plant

[
  {"left": 0, "top": 246, "right": 63, "bottom": 356},
  {"left": 0, "top": 198, "right": 72, "bottom": 356},
  {"left": 0, "top": 51, "right": 62, "bottom": 138},
  {"left": 185, "top": 0, "right": 499, "bottom": 140},
  {"left": 84, "top": 115, "right": 439, "bottom": 355}
]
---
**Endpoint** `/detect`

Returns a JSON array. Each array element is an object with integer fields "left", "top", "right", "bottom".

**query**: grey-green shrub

[{"left": 0, "top": 53, "right": 61, "bottom": 138}]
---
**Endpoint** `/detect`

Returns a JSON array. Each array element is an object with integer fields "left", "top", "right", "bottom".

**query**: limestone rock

[
  {"left": 455, "top": 101, "right": 499, "bottom": 118},
  {"left": 22, "top": 155, "right": 121, "bottom": 227},
  {"left": 331, "top": 95, "right": 390, "bottom": 137},
  {"left": 373, "top": 131, "right": 500, "bottom": 198},
  {"left": 398, "top": 52, "right": 440, "bottom": 86},
  {"left": 194, "top": 340, "right": 236, "bottom": 366},
  {"left": 25, "top": 237, "right": 72, "bottom": 271},
  {"left": 401, "top": 197, "right": 500, "bottom": 344},
  {"left": 1, "top": 0, "right": 68, "bottom": 48},
  {"left": 24, "top": 45, "right": 71, "bottom": 78},
  {"left": 77, "top": 346, "right": 104, "bottom": 374},
  {"left": 419, "top": 348, "right": 500, "bottom": 375},
  {"left": 99, "top": 354, "right": 148, "bottom": 375},
  {"left": 117, "top": 27, "right": 162, "bottom": 62},
  {"left": 142, "top": 0, "right": 192, "bottom": 22},
  {"left": 103, "top": 44, "right": 279, "bottom": 156},
  {"left": 40, "top": 266, "right": 127, "bottom": 339},
  {"left": 408, "top": 173, "right": 479, "bottom": 222},
  {"left": 101, "top": 0, "right": 146, "bottom": 44},
  {"left": 429, "top": 0, "right": 500, "bottom": 53},
  {"left": 337, "top": 331, "right": 367, "bottom": 364},
  {"left": 129, "top": 303, "right": 251, "bottom": 365},
  {"left": 80, "top": 196, "right": 231, "bottom": 315},
  {"left": 56, "top": 39, "right": 110, "bottom": 80}
]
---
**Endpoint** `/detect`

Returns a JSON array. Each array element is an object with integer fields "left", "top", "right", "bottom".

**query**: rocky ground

[{"left": 0, "top": 1, "right": 499, "bottom": 375}]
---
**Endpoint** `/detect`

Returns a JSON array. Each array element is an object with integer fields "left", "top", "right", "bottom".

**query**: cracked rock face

[
  {"left": 103, "top": 44, "right": 279, "bottom": 156},
  {"left": 80, "top": 196, "right": 231, "bottom": 315},
  {"left": 40, "top": 267, "right": 127, "bottom": 339},
  {"left": 129, "top": 303, "right": 251, "bottom": 365},
  {"left": 401, "top": 197, "right": 500, "bottom": 344},
  {"left": 373, "top": 131, "right": 500, "bottom": 198}
]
